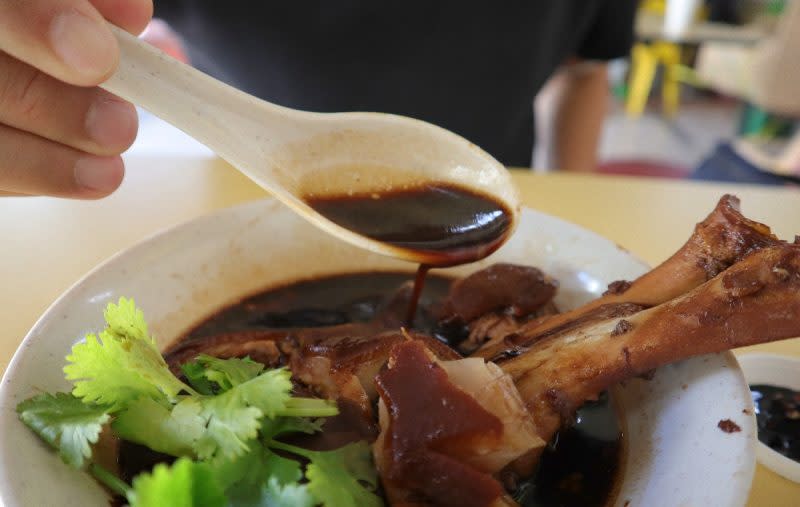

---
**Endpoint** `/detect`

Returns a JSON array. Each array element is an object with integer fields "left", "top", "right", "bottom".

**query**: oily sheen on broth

[{"left": 304, "top": 183, "right": 513, "bottom": 267}]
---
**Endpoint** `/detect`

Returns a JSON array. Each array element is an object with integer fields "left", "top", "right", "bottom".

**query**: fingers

[
  {"left": 0, "top": 123, "right": 124, "bottom": 198},
  {"left": 0, "top": 52, "right": 138, "bottom": 156},
  {"left": 0, "top": 0, "right": 117, "bottom": 86},
  {"left": 0, "top": 58, "right": 136, "bottom": 197},
  {"left": 0, "top": 0, "right": 151, "bottom": 198},
  {"left": 0, "top": 0, "right": 153, "bottom": 87},
  {"left": 90, "top": 0, "right": 153, "bottom": 35}
]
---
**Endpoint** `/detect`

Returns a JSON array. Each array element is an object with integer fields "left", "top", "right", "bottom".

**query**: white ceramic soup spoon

[{"left": 101, "top": 26, "right": 519, "bottom": 265}]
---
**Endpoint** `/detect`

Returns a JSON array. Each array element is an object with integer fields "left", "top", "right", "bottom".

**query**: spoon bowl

[{"left": 101, "top": 26, "right": 520, "bottom": 264}]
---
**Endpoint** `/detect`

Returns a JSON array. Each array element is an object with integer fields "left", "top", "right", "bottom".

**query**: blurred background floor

[{"left": 599, "top": 94, "right": 739, "bottom": 173}]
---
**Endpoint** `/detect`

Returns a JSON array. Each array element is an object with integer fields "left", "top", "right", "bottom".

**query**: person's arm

[
  {"left": 550, "top": 60, "right": 609, "bottom": 172},
  {"left": 749, "top": 2, "right": 800, "bottom": 116},
  {"left": 536, "top": 0, "right": 636, "bottom": 172}
]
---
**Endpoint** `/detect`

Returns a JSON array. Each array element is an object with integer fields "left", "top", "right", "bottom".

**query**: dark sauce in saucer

[{"left": 751, "top": 384, "right": 800, "bottom": 462}]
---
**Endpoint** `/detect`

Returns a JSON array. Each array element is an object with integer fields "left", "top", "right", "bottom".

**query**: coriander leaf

[
  {"left": 259, "top": 477, "right": 315, "bottom": 507},
  {"left": 65, "top": 298, "right": 193, "bottom": 408},
  {"left": 304, "top": 442, "right": 381, "bottom": 507},
  {"left": 184, "top": 359, "right": 336, "bottom": 419},
  {"left": 181, "top": 362, "right": 215, "bottom": 395},
  {"left": 16, "top": 392, "right": 110, "bottom": 468},
  {"left": 113, "top": 397, "right": 204, "bottom": 457},
  {"left": 235, "top": 368, "right": 293, "bottom": 419},
  {"left": 128, "top": 457, "right": 225, "bottom": 507},
  {"left": 103, "top": 297, "right": 149, "bottom": 341},
  {"left": 195, "top": 368, "right": 294, "bottom": 460},
  {"left": 270, "top": 441, "right": 382, "bottom": 507},
  {"left": 261, "top": 450, "right": 304, "bottom": 487},
  {"left": 191, "top": 354, "right": 265, "bottom": 391},
  {"left": 115, "top": 362, "right": 315, "bottom": 462},
  {"left": 214, "top": 444, "right": 304, "bottom": 506},
  {"left": 324, "top": 441, "right": 379, "bottom": 491},
  {"left": 212, "top": 441, "right": 271, "bottom": 492},
  {"left": 65, "top": 332, "right": 166, "bottom": 407},
  {"left": 196, "top": 392, "right": 262, "bottom": 461}
]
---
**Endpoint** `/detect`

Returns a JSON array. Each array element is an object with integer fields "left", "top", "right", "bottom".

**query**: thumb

[{"left": 0, "top": 0, "right": 119, "bottom": 87}]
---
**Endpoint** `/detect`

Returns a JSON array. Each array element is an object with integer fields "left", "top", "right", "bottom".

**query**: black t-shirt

[{"left": 154, "top": 2, "right": 637, "bottom": 166}]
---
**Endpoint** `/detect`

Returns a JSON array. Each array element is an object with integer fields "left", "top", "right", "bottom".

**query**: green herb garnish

[{"left": 16, "top": 298, "right": 382, "bottom": 507}]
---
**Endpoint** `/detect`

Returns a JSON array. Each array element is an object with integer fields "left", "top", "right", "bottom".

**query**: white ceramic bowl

[
  {"left": 737, "top": 353, "right": 800, "bottom": 483},
  {"left": 0, "top": 200, "right": 757, "bottom": 507}
]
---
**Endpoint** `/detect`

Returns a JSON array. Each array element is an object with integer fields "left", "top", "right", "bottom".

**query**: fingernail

[
  {"left": 86, "top": 98, "right": 138, "bottom": 149},
  {"left": 49, "top": 10, "right": 117, "bottom": 80},
  {"left": 74, "top": 156, "right": 124, "bottom": 193}
]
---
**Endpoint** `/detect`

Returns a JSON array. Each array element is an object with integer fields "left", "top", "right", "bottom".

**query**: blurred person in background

[
  {"left": 150, "top": 2, "right": 638, "bottom": 173},
  {"left": 693, "top": 0, "right": 800, "bottom": 183},
  {"left": 0, "top": 1, "right": 637, "bottom": 199},
  {"left": 697, "top": 0, "right": 800, "bottom": 118}
]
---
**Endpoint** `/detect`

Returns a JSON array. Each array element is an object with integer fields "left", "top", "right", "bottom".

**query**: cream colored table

[{"left": 1, "top": 156, "right": 798, "bottom": 506}]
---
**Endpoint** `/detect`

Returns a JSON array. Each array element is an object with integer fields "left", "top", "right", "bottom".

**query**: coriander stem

[
  {"left": 90, "top": 463, "right": 131, "bottom": 497},
  {"left": 268, "top": 439, "right": 313, "bottom": 459},
  {"left": 279, "top": 407, "right": 339, "bottom": 417},
  {"left": 281, "top": 398, "right": 339, "bottom": 417}
]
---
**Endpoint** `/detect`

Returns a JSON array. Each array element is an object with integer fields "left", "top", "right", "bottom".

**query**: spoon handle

[{"left": 100, "top": 25, "right": 291, "bottom": 165}]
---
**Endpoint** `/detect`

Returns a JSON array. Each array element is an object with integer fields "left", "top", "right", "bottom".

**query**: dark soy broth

[
  {"left": 515, "top": 391, "right": 623, "bottom": 507},
  {"left": 166, "top": 272, "right": 624, "bottom": 506},
  {"left": 751, "top": 384, "right": 800, "bottom": 462},
  {"left": 179, "top": 272, "right": 453, "bottom": 343},
  {"left": 305, "top": 183, "right": 512, "bottom": 266}
]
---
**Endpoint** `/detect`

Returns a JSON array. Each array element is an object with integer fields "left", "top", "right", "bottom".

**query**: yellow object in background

[
  {"left": 641, "top": 0, "right": 668, "bottom": 15},
  {"left": 627, "top": 0, "right": 711, "bottom": 117},
  {"left": 626, "top": 41, "right": 683, "bottom": 117},
  {"left": 640, "top": 0, "right": 708, "bottom": 20}
]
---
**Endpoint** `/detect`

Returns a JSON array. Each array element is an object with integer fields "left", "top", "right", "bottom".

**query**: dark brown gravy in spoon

[
  {"left": 305, "top": 182, "right": 513, "bottom": 322},
  {"left": 304, "top": 183, "right": 512, "bottom": 267}
]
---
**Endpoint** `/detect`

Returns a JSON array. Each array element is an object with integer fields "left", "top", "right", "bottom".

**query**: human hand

[{"left": 0, "top": 0, "right": 153, "bottom": 198}]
